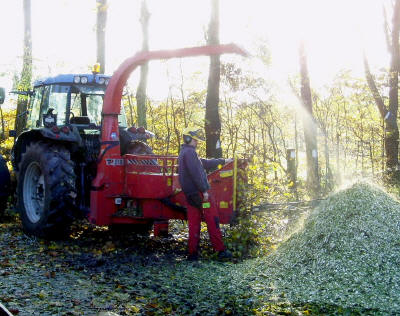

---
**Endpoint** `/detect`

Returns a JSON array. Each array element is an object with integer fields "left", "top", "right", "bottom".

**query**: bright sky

[{"left": 0, "top": 0, "right": 392, "bottom": 97}]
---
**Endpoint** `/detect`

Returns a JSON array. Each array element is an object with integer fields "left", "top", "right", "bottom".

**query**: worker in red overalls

[{"left": 178, "top": 127, "right": 233, "bottom": 261}]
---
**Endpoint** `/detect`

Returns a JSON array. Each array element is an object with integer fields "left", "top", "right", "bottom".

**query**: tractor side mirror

[
  {"left": 9, "top": 130, "right": 16, "bottom": 137},
  {"left": 0, "top": 88, "right": 5, "bottom": 104},
  {"left": 9, "top": 90, "right": 33, "bottom": 96}
]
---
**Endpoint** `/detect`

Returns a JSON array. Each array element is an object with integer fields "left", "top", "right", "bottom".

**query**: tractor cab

[
  {"left": 26, "top": 73, "right": 127, "bottom": 130},
  {"left": 12, "top": 71, "right": 154, "bottom": 170}
]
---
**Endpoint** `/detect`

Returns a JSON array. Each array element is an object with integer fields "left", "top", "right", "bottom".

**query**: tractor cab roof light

[
  {"left": 80, "top": 76, "right": 88, "bottom": 84},
  {"left": 92, "top": 63, "right": 101, "bottom": 74},
  {"left": 73, "top": 76, "right": 81, "bottom": 84}
]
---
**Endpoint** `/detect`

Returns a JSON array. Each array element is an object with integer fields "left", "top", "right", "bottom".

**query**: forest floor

[
  {"left": 1, "top": 182, "right": 397, "bottom": 316},
  {"left": 0, "top": 209, "right": 316, "bottom": 316}
]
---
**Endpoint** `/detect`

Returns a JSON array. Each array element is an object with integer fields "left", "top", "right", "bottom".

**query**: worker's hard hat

[{"left": 182, "top": 126, "right": 205, "bottom": 142}]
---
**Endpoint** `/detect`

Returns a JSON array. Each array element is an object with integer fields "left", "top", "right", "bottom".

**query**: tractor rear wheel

[{"left": 17, "top": 142, "right": 76, "bottom": 239}]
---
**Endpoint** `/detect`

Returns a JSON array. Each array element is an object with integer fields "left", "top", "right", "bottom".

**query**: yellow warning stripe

[{"left": 220, "top": 169, "right": 233, "bottom": 178}]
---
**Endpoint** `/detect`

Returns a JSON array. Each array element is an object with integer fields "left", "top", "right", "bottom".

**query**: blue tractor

[{"left": 10, "top": 69, "right": 154, "bottom": 238}]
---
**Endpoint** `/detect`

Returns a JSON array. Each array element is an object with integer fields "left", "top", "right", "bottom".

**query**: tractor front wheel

[{"left": 18, "top": 142, "right": 76, "bottom": 238}]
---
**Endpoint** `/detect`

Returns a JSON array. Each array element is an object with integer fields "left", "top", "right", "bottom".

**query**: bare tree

[
  {"left": 299, "top": 42, "right": 320, "bottom": 197},
  {"left": 136, "top": 0, "right": 150, "bottom": 128},
  {"left": 96, "top": 0, "right": 107, "bottom": 74},
  {"left": 15, "top": 0, "right": 32, "bottom": 137},
  {"left": 364, "top": 0, "right": 400, "bottom": 175},
  {"left": 205, "top": 0, "right": 222, "bottom": 158}
]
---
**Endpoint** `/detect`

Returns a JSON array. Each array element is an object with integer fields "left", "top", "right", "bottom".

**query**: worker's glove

[
  {"left": 202, "top": 191, "right": 209, "bottom": 202},
  {"left": 225, "top": 158, "right": 234, "bottom": 164}
]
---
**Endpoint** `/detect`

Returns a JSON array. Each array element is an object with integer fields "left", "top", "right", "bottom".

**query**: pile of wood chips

[{"left": 248, "top": 182, "right": 400, "bottom": 312}]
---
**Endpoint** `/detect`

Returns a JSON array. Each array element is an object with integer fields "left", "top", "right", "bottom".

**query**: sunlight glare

[{"left": 0, "top": 0, "right": 392, "bottom": 94}]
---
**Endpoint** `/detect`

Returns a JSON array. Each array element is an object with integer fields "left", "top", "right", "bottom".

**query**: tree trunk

[
  {"left": 365, "top": 58, "right": 399, "bottom": 171},
  {"left": 387, "top": 0, "right": 400, "bottom": 170},
  {"left": 127, "top": 93, "right": 135, "bottom": 126},
  {"left": 0, "top": 106, "right": 5, "bottom": 140},
  {"left": 286, "top": 148, "right": 297, "bottom": 197},
  {"left": 294, "top": 112, "right": 299, "bottom": 174},
  {"left": 96, "top": 0, "right": 107, "bottom": 74},
  {"left": 324, "top": 132, "right": 333, "bottom": 191},
  {"left": 15, "top": 0, "right": 32, "bottom": 137},
  {"left": 136, "top": 0, "right": 150, "bottom": 129},
  {"left": 335, "top": 131, "right": 341, "bottom": 184},
  {"left": 205, "top": 0, "right": 222, "bottom": 158},
  {"left": 382, "top": 118, "right": 385, "bottom": 173},
  {"left": 179, "top": 60, "right": 188, "bottom": 128},
  {"left": 299, "top": 42, "right": 320, "bottom": 197},
  {"left": 364, "top": 0, "right": 400, "bottom": 174}
]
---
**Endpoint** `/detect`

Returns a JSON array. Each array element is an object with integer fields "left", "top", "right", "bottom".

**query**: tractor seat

[{"left": 70, "top": 116, "right": 90, "bottom": 125}]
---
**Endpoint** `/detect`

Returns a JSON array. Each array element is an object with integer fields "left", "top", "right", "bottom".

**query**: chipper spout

[{"left": 102, "top": 43, "right": 247, "bottom": 117}]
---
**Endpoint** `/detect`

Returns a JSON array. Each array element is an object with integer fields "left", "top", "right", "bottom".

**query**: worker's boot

[{"left": 217, "top": 250, "right": 232, "bottom": 260}]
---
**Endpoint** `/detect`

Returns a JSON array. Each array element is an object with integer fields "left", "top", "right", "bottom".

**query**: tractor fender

[
  {"left": 39, "top": 126, "right": 82, "bottom": 144},
  {"left": 11, "top": 128, "right": 82, "bottom": 172}
]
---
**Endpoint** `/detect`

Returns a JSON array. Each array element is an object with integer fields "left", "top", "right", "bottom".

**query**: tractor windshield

[
  {"left": 70, "top": 85, "right": 105, "bottom": 125},
  {"left": 68, "top": 84, "right": 127, "bottom": 127}
]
